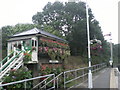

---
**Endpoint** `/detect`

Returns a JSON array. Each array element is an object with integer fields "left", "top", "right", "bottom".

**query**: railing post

[
  {"left": 75, "top": 70, "right": 77, "bottom": 78},
  {"left": 101, "top": 64, "right": 102, "bottom": 69},
  {"left": 75, "top": 69, "right": 77, "bottom": 84},
  {"left": 99, "top": 64, "right": 101, "bottom": 70},
  {"left": 24, "top": 81, "right": 26, "bottom": 90},
  {"left": 101, "top": 64, "right": 103, "bottom": 69},
  {"left": 103, "top": 63, "right": 105, "bottom": 68},
  {"left": 83, "top": 69, "right": 84, "bottom": 82},
  {"left": 105, "top": 63, "right": 106, "bottom": 68},
  {"left": 45, "top": 80, "right": 46, "bottom": 89},
  {"left": 53, "top": 74, "right": 55, "bottom": 90},
  {"left": 98, "top": 64, "right": 99, "bottom": 71},
  {"left": 13, "top": 47, "right": 16, "bottom": 57},
  {"left": 57, "top": 77, "right": 58, "bottom": 89},
  {"left": 98, "top": 64, "right": 100, "bottom": 70},
  {"left": 94, "top": 65, "right": 96, "bottom": 72},
  {"left": 64, "top": 72, "right": 66, "bottom": 89},
  {"left": 96, "top": 65, "right": 98, "bottom": 71},
  {"left": 97, "top": 65, "right": 98, "bottom": 71}
]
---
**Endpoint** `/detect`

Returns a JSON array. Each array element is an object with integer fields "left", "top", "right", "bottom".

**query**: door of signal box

[{"left": 31, "top": 37, "right": 38, "bottom": 62}]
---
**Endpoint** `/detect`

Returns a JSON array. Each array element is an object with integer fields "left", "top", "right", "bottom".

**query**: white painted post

[
  {"left": 7, "top": 42, "right": 10, "bottom": 60},
  {"left": 83, "top": 69, "right": 84, "bottom": 82},
  {"left": 57, "top": 77, "right": 59, "bottom": 88},
  {"left": 13, "top": 45, "right": 16, "bottom": 57},
  {"left": 64, "top": 72, "right": 66, "bottom": 89},
  {"left": 24, "top": 81, "right": 26, "bottom": 90},
  {"left": 110, "top": 33, "right": 113, "bottom": 67},
  {"left": 53, "top": 74, "right": 55, "bottom": 89},
  {"left": 86, "top": 0, "right": 93, "bottom": 88}
]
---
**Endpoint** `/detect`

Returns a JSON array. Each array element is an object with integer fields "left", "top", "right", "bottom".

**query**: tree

[
  {"left": 32, "top": 1, "right": 104, "bottom": 56},
  {"left": 113, "top": 44, "right": 120, "bottom": 65}
]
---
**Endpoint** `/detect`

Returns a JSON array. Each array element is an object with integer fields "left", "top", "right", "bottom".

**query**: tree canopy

[{"left": 32, "top": 1, "right": 104, "bottom": 56}]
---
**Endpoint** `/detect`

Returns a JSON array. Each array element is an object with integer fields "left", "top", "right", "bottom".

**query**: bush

[{"left": 2, "top": 66, "right": 32, "bottom": 89}]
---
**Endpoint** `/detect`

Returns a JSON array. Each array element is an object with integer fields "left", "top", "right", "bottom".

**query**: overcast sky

[{"left": 0, "top": 0, "right": 119, "bottom": 44}]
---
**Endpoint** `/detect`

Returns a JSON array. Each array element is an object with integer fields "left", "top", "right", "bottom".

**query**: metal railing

[
  {"left": 0, "top": 51, "right": 24, "bottom": 80},
  {"left": 0, "top": 48, "right": 36, "bottom": 82},
  {"left": 0, "top": 51, "right": 14, "bottom": 68},
  {"left": 91, "top": 63, "right": 106, "bottom": 73},
  {"left": 32, "top": 74, "right": 55, "bottom": 90},
  {"left": 63, "top": 63, "right": 106, "bottom": 89},
  {"left": 33, "top": 72, "right": 64, "bottom": 89},
  {"left": 0, "top": 74, "right": 55, "bottom": 90},
  {"left": 0, "top": 63, "right": 106, "bottom": 89}
]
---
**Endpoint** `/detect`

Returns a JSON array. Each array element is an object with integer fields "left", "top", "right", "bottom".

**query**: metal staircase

[{"left": 0, "top": 50, "right": 24, "bottom": 81}]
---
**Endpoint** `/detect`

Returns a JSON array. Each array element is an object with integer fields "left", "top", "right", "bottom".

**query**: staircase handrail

[
  {"left": 0, "top": 51, "right": 23, "bottom": 72},
  {"left": 0, "top": 51, "right": 14, "bottom": 67}
]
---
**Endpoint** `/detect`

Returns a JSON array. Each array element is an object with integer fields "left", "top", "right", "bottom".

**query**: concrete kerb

[{"left": 110, "top": 68, "right": 119, "bottom": 89}]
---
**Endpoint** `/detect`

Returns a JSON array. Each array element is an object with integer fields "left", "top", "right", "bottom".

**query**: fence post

[
  {"left": 97, "top": 65, "right": 98, "bottom": 71},
  {"left": 44, "top": 80, "right": 46, "bottom": 89},
  {"left": 64, "top": 72, "right": 66, "bottom": 89},
  {"left": 75, "top": 69, "right": 77, "bottom": 85},
  {"left": 24, "top": 81, "right": 26, "bottom": 90},
  {"left": 101, "top": 64, "right": 102, "bottom": 69},
  {"left": 95, "top": 65, "right": 97, "bottom": 72},
  {"left": 83, "top": 69, "right": 84, "bottom": 82},
  {"left": 99, "top": 64, "right": 100, "bottom": 70},
  {"left": 53, "top": 74, "right": 55, "bottom": 90},
  {"left": 57, "top": 77, "right": 58, "bottom": 89}
]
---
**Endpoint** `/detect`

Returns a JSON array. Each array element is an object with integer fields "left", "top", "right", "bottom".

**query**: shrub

[{"left": 2, "top": 66, "right": 32, "bottom": 89}]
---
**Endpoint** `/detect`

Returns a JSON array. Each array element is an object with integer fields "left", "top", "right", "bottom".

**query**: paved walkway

[
  {"left": 93, "top": 68, "right": 110, "bottom": 88},
  {"left": 76, "top": 68, "right": 111, "bottom": 88}
]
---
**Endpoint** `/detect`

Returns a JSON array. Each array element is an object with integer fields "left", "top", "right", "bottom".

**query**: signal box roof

[{"left": 11, "top": 28, "right": 67, "bottom": 42}]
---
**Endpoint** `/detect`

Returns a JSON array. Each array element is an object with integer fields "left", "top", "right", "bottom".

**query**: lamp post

[
  {"left": 86, "top": 0, "right": 93, "bottom": 88},
  {"left": 109, "top": 32, "right": 113, "bottom": 67},
  {"left": 104, "top": 33, "right": 113, "bottom": 67},
  {"left": 68, "top": 0, "right": 93, "bottom": 88}
]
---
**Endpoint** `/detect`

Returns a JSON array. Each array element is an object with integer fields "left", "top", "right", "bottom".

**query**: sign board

[
  {"left": 109, "top": 60, "right": 113, "bottom": 66},
  {"left": 49, "top": 60, "right": 59, "bottom": 63}
]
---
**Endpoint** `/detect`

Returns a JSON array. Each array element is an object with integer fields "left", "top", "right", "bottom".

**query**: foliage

[
  {"left": 40, "top": 38, "right": 69, "bottom": 49},
  {"left": 39, "top": 37, "right": 70, "bottom": 60},
  {"left": 39, "top": 46, "right": 70, "bottom": 61},
  {"left": 113, "top": 44, "right": 120, "bottom": 65},
  {"left": 32, "top": 1, "right": 104, "bottom": 56},
  {"left": 40, "top": 66, "right": 63, "bottom": 75},
  {"left": 2, "top": 66, "right": 32, "bottom": 89},
  {"left": 23, "top": 52, "right": 32, "bottom": 63},
  {"left": 90, "top": 39, "right": 103, "bottom": 56},
  {"left": 40, "top": 66, "right": 63, "bottom": 88},
  {"left": 40, "top": 25, "right": 64, "bottom": 39},
  {"left": 32, "top": 1, "right": 118, "bottom": 65}
]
